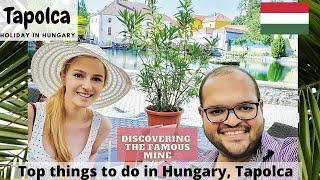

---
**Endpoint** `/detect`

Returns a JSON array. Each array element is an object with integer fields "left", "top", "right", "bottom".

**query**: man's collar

[{"left": 259, "top": 131, "right": 280, "bottom": 161}]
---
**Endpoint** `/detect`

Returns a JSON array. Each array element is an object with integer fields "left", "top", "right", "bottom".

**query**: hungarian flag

[{"left": 260, "top": 2, "right": 309, "bottom": 34}]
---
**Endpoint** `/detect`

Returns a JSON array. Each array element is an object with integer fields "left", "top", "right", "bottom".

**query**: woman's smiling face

[{"left": 61, "top": 56, "right": 106, "bottom": 108}]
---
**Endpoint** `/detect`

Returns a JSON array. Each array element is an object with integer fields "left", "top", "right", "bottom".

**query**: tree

[
  {"left": 232, "top": 15, "right": 245, "bottom": 25},
  {"left": 78, "top": 0, "right": 89, "bottom": 17},
  {"left": 271, "top": 35, "right": 286, "bottom": 58},
  {"left": 237, "top": 0, "right": 248, "bottom": 16},
  {"left": 78, "top": 16, "right": 89, "bottom": 38},
  {"left": 0, "top": 41, "right": 28, "bottom": 179},
  {"left": 78, "top": 0, "right": 90, "bottom": 38},
  {"left": 244, "top": 0, "right": 272, "bottom": 44}
]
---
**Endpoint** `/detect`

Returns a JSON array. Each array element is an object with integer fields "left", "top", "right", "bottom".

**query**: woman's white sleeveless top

[{"left": 28, "top": 102, "right": 102, "bottom": 162}]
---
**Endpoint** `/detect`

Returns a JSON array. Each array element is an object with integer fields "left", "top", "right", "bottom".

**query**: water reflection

[
  {"left": 267, "top": 61, "right": 284, "bottom": 82},
  {"left": 105, "top": 49, "right": 142, "bottom": 70},
  {"left": 104, "top": 48, "right": 297, "bottom": 83},
  {"left": 241, "top": 60, "right": 295, "bottom": 83}
]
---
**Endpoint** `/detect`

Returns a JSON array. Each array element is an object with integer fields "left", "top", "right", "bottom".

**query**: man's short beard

[
  {"left": 204, "top": 123, "right": 264, "bottom": 161},
  {"left": 206, "top": 132, "right": 262, "bottom": 161}
]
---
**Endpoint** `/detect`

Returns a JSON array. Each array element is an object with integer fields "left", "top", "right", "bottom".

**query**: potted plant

[{"left": 118, "top": 0, "right": 218, "bottom": 126}]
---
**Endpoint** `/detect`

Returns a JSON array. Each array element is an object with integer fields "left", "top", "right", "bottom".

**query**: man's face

[{"left": 199, "top": 71, "right": 264, "bottom": 160}]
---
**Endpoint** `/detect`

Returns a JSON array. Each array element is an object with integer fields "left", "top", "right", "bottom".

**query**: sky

[{"left": 84, "top": 0, "right": 241, "bottom": 19}]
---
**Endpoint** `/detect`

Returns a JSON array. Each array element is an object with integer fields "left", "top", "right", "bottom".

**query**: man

[{"left": 198, "top": 66, "right": 297, "bottom": 162}]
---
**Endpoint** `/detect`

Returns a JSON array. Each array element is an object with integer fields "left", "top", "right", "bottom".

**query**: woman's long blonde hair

[{"left": 44, "top": 56, "right": 107, "bottom": 162}]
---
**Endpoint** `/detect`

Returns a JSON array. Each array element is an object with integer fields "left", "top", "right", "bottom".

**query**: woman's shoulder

[
  {"left": 31, "top": 101, "right": 47, "bottom": 109},
  {"left": 27, "top": 102, "right": 46, "bottom": 123},
  {"left": 91, "top": 110, "right": 112, "bottom": 130},
  {"left": 27, "top": 102, "right": 46, "bottom": 141},
  {"left": 90, "top": 110, "right": 112, "bottom": 157}
]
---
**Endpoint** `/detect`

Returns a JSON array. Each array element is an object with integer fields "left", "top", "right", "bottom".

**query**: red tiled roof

[
  {"left": 203, "top": 13, "right": 231, "bottom": 22},
  {"left": 97, "top": 0, "right": 149, "bottom": 16},
  {"left": 96, "top": 0, "right": 176, "bottom": 24},
  {"left": 192, "top": 14, "right": 207, "bottom": 21}
]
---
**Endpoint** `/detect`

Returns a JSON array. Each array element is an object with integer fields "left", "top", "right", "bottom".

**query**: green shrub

[
  {"left": 271, "top": 36, "right": 286, "bottom": 58},
  {"left": 232, "top": 37, "right": 247, "bottom": 45}
]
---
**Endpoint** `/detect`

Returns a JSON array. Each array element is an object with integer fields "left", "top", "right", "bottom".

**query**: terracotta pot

[{"left": 145, "top": 106, "right": 183, "bottom": 127}]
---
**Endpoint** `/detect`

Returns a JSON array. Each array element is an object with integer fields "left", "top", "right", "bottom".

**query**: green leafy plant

[
  {"left": 232, "top": 15, "right": 246, "bottom": 25},
  {"left": 242, "top": 0, "right": 273, "bottom": 44},
  {"left": 298, "top": 0, "right": 320, "bottom": 179},
  {"left": 271, "top": 35, "right": 286, "bottom": 58},
  {"left": 118, "top": 0, "right": 217, "bottom": 112},
  {"left": 0, "top": 41, "right": 28, "bottom": 179}
]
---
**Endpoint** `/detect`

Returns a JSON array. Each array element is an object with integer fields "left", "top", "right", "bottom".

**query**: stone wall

[{"left": 258, "top": 81, "right": 297, "bottom": 107}]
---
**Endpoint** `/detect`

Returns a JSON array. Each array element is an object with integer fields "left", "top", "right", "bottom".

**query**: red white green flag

[{"left": 260, "top": 2, "right": 309, "bottom": 34}]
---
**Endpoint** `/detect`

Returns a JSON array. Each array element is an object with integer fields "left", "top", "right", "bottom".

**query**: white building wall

[
  {"left": 90, "top": 14, "right": 150, "bottom": 46},
  {"left": 101, "top": 15, "right": 125, "bottom": 46},
  {"left": 212, "top": 32, "right": 225, "bottom": 50},
  {"left": 90, "top": 15, "right": 101, "bottom": 45},
  {"left": 192, "top": 32, "right": 210, "bottom": 41}
]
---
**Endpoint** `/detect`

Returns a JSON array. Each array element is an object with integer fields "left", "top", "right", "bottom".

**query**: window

[
  {"left": 108, "top": 18, "right": 112, "bottom": 23},
  {"left": 108, "top": 27, "right": 111, "bottom": 35}
]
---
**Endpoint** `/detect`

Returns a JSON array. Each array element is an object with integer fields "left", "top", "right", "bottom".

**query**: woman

[{"left": 28, "top": 42, "right": 131, "bottom": 162}]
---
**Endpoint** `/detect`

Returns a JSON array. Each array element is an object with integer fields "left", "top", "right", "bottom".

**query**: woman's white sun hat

[{"left": 31, "top": 42, "right": 132, "bottom": 109}]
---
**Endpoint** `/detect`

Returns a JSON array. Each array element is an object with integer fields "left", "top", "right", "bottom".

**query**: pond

[
  {"left": 104, "top": 48, "right": 143, "bottom": 70},
  {"left": 104, "top": 48, "right": 297, "bottom": 84},
  {"left": 239, "top": 60, "right": 297, "bottom": 84}
]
